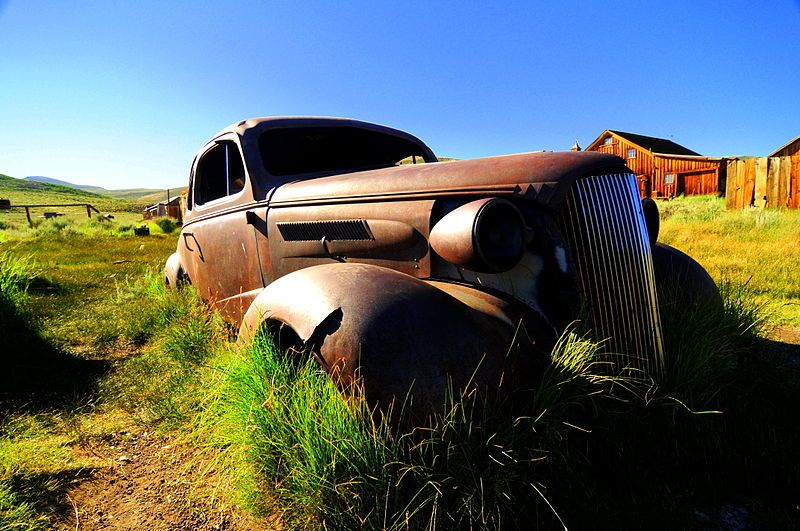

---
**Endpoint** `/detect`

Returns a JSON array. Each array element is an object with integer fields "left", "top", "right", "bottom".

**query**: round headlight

[
  {"left": 429, "top": 198, "right": 526, "bottom": 273},
  {"left": 474, "top": 199, "right": 526, "bottom": 272}
]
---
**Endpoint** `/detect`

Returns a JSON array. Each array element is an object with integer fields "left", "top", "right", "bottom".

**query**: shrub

[
  {"left": 154, "top": 217, "right": 178, "bottom": 234},
  {"left": 32, "top": 217, "right": 76, "bottom": 237}
]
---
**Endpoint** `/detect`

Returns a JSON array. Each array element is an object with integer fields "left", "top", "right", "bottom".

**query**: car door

[{"left": 180, "top": 135, "right": 264, "bottom": 321}]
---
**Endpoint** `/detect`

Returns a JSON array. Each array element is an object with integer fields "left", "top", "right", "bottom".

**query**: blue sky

[{"left": 1, "top": 1, "right": 799, "bottom": 189}]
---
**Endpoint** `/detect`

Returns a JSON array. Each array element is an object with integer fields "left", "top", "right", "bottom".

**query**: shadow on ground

[
  {"left": 0, "top": 306, "right": 110, "bottom": 419},
  {"left": 5, "top": 467, "right": 96, "bottom": 525}
]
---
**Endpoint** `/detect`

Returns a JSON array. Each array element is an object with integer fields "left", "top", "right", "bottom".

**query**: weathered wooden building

[
  {"left": 769, "top": 135, "right": 800, "bottom": 208},
  {"left": 585, "top": 130, "right": 726, "bottom": 198},
  {"left": 769, "top": 135, "right": 800, "bottom": 158},
  {"left": 143, "top": 195, "right": 183, "bottom": 221},
  {"left": 727, "top": 134, "right": 800, "bottom": 209}
]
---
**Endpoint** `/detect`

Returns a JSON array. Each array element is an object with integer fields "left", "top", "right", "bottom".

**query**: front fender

[
  {"left": 164, "top": 252, "right": 185, "bottom": 288},
  {"left": 240, "top": 263, "right": 545, "bottom": 415},
  {"left": 652, "top": 243, "right": 720, "bottom": 305}
]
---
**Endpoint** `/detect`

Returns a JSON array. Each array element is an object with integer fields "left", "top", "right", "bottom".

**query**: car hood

[{"left": 268, "top": 151, "right": 627, "bottom": 209}]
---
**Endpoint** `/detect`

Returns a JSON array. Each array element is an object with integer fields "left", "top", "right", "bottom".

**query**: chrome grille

[{"left": 560, "top": 173, "right": 664, "bottom": 376}]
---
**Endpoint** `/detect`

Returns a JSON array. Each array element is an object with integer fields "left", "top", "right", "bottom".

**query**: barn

[
  {"left": 769, "top": 135, "right": 800, "bottom": 158},
  {"left": 143, "top": 195, "right": 183, "bottom": 221},
  {"left": 585, "top": 130, "right": 726, "bottom": 198}
]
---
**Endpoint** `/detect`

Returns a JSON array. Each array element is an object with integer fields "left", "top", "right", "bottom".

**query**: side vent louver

[{"left": 277, "top": 219, "right": 374, "bottom": 242}]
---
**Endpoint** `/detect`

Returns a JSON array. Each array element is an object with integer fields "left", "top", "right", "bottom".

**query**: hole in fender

[{"left": 259, "top": 317, "right": 339, "bottom": 374}]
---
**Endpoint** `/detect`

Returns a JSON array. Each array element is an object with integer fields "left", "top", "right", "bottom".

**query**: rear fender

[{"left": 239, "top": 263, "right": 546, "bottom": 415}]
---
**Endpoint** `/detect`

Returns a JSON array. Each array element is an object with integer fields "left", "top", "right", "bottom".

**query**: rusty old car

[{"left": 164, "top": 117, "right": 716, "bottom": 412}]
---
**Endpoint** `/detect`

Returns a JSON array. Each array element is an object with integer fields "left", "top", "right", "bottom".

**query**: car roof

[{"left": 212, "top": 116, "right": 421, "bottom": 142}]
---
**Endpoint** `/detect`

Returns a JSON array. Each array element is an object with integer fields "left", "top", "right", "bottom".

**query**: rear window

[{"left": 259, "top": 126, "right": 431, "bottom": 177}]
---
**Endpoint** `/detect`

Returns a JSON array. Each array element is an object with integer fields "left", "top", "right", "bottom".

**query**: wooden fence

[{"left": 725, "top": 156, "right": 800, "bottom": 209}]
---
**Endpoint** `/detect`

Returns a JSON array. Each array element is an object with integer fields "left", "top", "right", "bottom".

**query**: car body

[{"left": 165, "top": 117, "right": 716, "bottom": 413}]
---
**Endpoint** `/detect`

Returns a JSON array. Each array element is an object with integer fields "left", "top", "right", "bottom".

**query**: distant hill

[
  {"left": 25, "top": 175, "right": 97, "bottom": 189},
  {"left": 23, "top": 176, "right": 184, "bottom": 205},
  {"left": 0, "top": 173, "right": 140, "bottom": 213}
]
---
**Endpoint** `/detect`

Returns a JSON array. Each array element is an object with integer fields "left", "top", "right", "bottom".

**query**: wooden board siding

[
  {"left": 771, "top": 137, "right": 800, "bottom": 158},
  {"left": 592, "top": 136, "right": 656, "bottom": 197},
  {"left": 683, "top": 170, "right": 719, "bottom": 195},
  {"left": 726, "top": 156, "right": 800, "bottom": 209}
]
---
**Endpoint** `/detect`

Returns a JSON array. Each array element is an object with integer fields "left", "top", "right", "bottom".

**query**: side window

[
  {"left": 627, "top": 148, "right": 637, "bottom": 159},
  {"left": 194, "top": 141, "right": 246, "bottom": 206}
]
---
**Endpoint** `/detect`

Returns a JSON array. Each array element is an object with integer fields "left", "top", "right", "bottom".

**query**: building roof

[
  {"left": 607, "top": 130, "right": 702, "bottom": 156},
  {"left": 768, "top": 134, "right": 800, "bottom": 157}
]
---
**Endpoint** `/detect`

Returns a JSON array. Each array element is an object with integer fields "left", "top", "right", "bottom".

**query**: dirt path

[
  {"left": 773, "top": 325, "right": 800, "bottom": 345},
  {"left": 57, "top": 426, "right": 273, "bottom": 530}
]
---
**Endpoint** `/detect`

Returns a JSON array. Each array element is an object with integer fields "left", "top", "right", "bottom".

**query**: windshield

[{"left": 259, "top": 126, "right": 433, "bottom": 177}]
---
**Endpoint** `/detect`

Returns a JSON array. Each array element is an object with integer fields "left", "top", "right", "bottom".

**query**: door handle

[
  {"left": 181, "top": 232, "right": 196, "bottom": 252},
  {"left": 182, "top": 232, "right": 204, "bottom": 261},
  {"left": 182, "top": 232, "right": 195, "bottom": 251},
  {"left": 246, "top": 210, "right": 268, "bottom": 236}
]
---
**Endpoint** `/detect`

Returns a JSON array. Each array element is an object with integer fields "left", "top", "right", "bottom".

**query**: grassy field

[
  {"left": 659, "top": 195, "right": 800, "bottom": 326},
  {"left": 1, "top": 195, "right": 799, "bottom": 529}
]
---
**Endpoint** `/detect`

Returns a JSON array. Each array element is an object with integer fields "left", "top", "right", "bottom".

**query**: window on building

[
  {"left": 664, "top": 173, "right": 675, "bottom": 184},
  {"left": 627, "top": 148, "right": 637, "bottom": 159},
  {"left": 603, "top": 137, "right": 613, "bottom": 146}
]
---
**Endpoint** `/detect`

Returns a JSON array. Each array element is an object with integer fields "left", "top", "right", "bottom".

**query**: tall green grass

[
  {"left": 0, "top": 252, "right": 36, "bottom": 308},
  {"left": 0, "top": 253, "right": 39, "bottom": 353},
  {"left": 204, "top": 328, "right": 625, "bottom": 529},
  {"left": 101, "top": 272, "right": 227, "bottom": 426}
]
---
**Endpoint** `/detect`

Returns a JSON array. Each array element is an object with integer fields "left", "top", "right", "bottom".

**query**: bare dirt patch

[
  {"left": 57, "top": 427, "right": 273, "bottom": 530},
  {"left": 772, "top": 325, "right": 800, "bottom": 345}
]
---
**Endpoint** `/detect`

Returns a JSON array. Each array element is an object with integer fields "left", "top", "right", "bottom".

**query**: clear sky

[{"left": 1, "top": 1, "right": 799, "bottom": 189}]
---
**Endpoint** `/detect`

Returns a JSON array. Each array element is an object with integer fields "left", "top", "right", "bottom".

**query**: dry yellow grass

[{"left": 658, "top": 195, "right": 800, "bottom": 326}]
